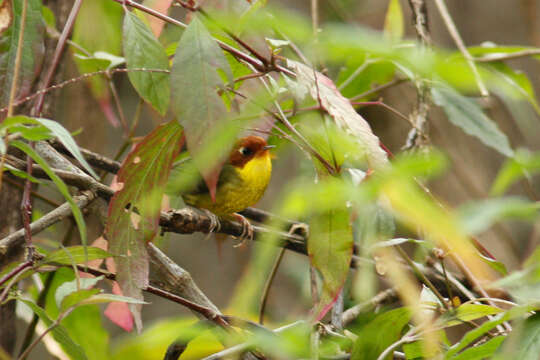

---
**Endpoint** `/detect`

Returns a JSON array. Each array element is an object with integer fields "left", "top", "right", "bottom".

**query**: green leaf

[
  {"left": 443, "top": 304, "right": 503, "bottom": 327},
  {"left": 106, "top": 120, "right": 183, "bottom": 331},
  {"left": 11, "top": 140, "right": 88, "bottom": 248},
  {"left": 123, "top": 11, "right": 170, "bottom": 115},
  {"left": 19, "top": 298, "right": 88, "bottom": 360},
  {"left": 458, "top": 197, "right": 540, "bottom": 235},
  {"left": 170, "top": 16, "right": 232, "bottom": 197},
  {"left": 351, "top": 307, "right": 411, "bottom": 360},
  {"left": 41, "top": 246, "right": 112, "bottom": 265},
  {"left": 494, "top": 313, "right": 540, "bottom": 360},
  {"left": 491, "top": 150, "right": 540, "bottom": 195},
  {"left": 55, "top": 276, "right": 103, "bottom": 309},
  {"left": 44, "top": 268, "right": 110, "bottom": 360},
  {"left": 446, "top": 305, "right": 534, "bottom": 358},
  {"left": 383, "top": 0, "right": 404, "bottom": 40},
  {"left": 60, "top": 289, "right": 101, "bottom": 311},
  {"left": 0, "top": 0, "right": 44, "bottom": 106},
  {"left": 431, "top": 84, "right": 514, "bottom": 157},
  {"left": 33, "top": 117, "right": 99, "bottom": 178},
  {"left": 2, "top": 163, "right": 43, "bottom": 183},
  {"left": 308, "top": 208, "right": 354, "bottom": 321},
  {"left": 452, "top": 336, "right": 504, "bottom": 360},
  {"left": 78, "top": 293, "right": 148, "bottom": 306}
]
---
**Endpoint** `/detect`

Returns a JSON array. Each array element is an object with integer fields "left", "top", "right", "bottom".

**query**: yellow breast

[{"left": 188, "top": 153, "right": 272, "bottom": 215}]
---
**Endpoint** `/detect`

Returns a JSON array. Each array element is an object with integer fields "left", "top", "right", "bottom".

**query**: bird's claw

[
  {"left": 202, "top": 209, "right": 221, "bottom": 240},
  {"left": 232, "top": 213, "right": 253, "bottom": 248}
]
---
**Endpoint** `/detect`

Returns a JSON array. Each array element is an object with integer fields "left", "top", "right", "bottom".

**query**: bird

[{"left": 166, "top": 135, "right": 274, "bottom": 244}]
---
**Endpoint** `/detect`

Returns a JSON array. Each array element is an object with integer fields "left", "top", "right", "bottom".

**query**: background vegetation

[{"left": 1, "top": 0, "right": 540, "bottom": 359}]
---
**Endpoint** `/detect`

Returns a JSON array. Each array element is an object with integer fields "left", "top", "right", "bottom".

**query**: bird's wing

[{"left": 165, "top": 157, "right": 239, "bottom": 196}]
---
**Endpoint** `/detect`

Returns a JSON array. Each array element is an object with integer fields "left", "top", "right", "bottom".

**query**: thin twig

[
  {"left": 433, "top": 0, "right": 488, "bottom": 96},
  {"left": 474, "top": 49, "right": 540, "bottom": 62},
  {"left": 258, "top": 247, "right": 286, "bottom": 324},
  {"left": 0, "top": 260, "right": 33, "bottom": 289},
  {"left": 349, "top": 78, "right": 407, "bottom": 101}
]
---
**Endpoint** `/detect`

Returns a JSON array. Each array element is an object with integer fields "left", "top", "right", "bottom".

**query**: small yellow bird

[{"left": 166, "top": 136, "right": 274, "bottom": 240}]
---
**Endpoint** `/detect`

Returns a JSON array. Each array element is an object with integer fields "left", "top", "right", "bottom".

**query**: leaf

[
  {"left": 308, "top": 208, "right": 354, "bottom": 321},
  {"left": 142, "top": 0, "right": 174, "bottom": 37},
  {"left": 11, "top": 140, "right": 88, "bottom": 248},
  {"left": 287, "top": 60, "right": 389, "bottom": 170},
  {"left": 451, "top": 336, "right": 504, "bottom": 360},
  {"left": 44, "top": 268, "right": 109, "bottom": 360},
  {"left": 443, "top": 304, "right": 503, "bottom": 327},
  {"left": 431, "top": 84, "right": 514, "bottom": 157},
  {"left": 32, "top": 117, "right": 99, "bottom": 178},
  {"left": 41, "top": 246, "right": 113, "bottom": 265},
  {"left": 491, "top": 150, "right": 540, "bottom": 195},
  {"left": 458, "top": 197, "right": 540, "bottom": 235},
  {"left": 79, "top": 293, "right": 148, "bottom": 306},
  {"left": 55, "top": 276, "right": 103, "bottom": 309},
  {"left": 19, "top": 298, "right": 88, "bottom": 360},
  {"left": 123, "top": 11, "right": 170, "bottom": 115},
  {"left": 60, "top": 289, "right": 101, "bottom": 311},
  {"left": 445, "top": 305, "right": 534, "bottom": 358},
  {"left": 494, "top": 313, "right": 540, "bottom": 360},
  {"left": 0, "top": 0, "right": 44, "bottom": 106},
  {"left": 106, "top": 120, "right": 183, "bottom": 331},
  {"left": 170, "top": 16, "right": 232, "bottom": 200},
  {"left": 351, "top": 307, "right": 411, "bottom": 360},
  {"left": 383, "top": 0, "right": 404, "bottom": 40}
]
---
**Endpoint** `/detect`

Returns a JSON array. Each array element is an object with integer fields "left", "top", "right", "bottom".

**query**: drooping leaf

[
  {"left": 351, "top": 307, "right": 411, "bottom": 360},
  {"left": 11, "top": 140, "right": 88, "bottom": 248},
  {"left": 308, "top": 207, "right": 354, "bottom": 321},
  {"left": 0, "top": 0, "right": 44, "bottom": 107},
  {"left": 33, "top": 117, "right": 99, "bottom": 178},
  {"left": 123, "top": 11, "right": 170, "bottom": 115},
  {"left": 41, "top": 246, "right": 112, "bottom": 265},
  {"left": 431, "top": 84, "right": 514, "bottom": 157},
  {"left": 170, "top": 16, "right": 232, "bottom": 200},
  {"left": 287, "top": 60, "right": 389, "bottom": 171},
  {"left": 106, "top": 120, "right": 183, "bottom": 331},
  {"left": 383, "top": 0, "right": 404, "bottom": 40},
  {"left": 19, "top": 298, "right": 88, "bottom": 360}
]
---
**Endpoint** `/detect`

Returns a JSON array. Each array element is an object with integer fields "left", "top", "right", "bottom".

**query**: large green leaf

[
  {"left": 351, "top": 307, "right": 412, "bottom": 360},
  {"left": 123, "top": 11, "right": 170, "bottom": 115},
  {"left": 452, "top": 336, "right": 504, "bottom": 360},
  {"left": 106, "top": 120, "right": 183, "bottom": 330},
  {"left": 308, "top": 207, "right": 354, "bottom": 321},
  {"left": 431, "top": 84, "right": 514, "bottom": 157},
  {"left": 41, "top": 246, "right": 112, "bottom": 265},
  {"left": 0, "top": 0, "right": 44, "bottom": 106},
  {"left": 170, "top": 16, "right": 232, "bottom": 198}
]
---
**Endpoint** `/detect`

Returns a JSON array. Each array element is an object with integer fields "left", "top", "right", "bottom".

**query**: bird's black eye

[{"left": 239, "top": 146, "right": 253, "bottom": 156}]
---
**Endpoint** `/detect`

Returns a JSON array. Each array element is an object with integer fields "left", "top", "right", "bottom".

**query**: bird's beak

[{"left": 263, "top": 145, "right": 275, "bottom": 150}]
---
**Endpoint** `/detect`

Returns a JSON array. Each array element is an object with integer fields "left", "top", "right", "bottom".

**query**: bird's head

[{"left": 229, "top": 136, "right": 274, "bottom": 168}]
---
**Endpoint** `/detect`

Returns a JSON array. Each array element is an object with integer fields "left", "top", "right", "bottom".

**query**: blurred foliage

[{"left": 2, "top": 0, "right": 540, "bottom": 359}]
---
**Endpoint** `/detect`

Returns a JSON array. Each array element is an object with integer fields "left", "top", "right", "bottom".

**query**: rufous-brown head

[{"left": 229, "top": 136, "right": 274, "bottom": 168}]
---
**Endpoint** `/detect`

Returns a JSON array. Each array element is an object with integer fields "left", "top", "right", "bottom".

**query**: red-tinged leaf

[
  {"left": 104, "top": 282, "right": 134, "bottom": 332},
  {"left": 170, "top": 16, "right": 232, "bottom": 201},
  {"left": 287, "top": 60, "right": 389, "bottom": 171},
  {"left": 142, "top": 0, "right": 174, "bottom": 37},
  {"left": 105, "top": 120, "right": 183, "bottom": 331},
  {"left": 0, "top": 0, "right": 44, "bottom": 107},
  {"left": 308, "top": 208, "right": 354, "bottom": 321}
]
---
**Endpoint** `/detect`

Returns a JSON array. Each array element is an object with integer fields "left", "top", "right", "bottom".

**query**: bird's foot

[
  {"left": 232, "top": 213, "right": 254, "bottom": 248},
  {"left": 202, "top": 209, "right": 221, "bottom": 240}
]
